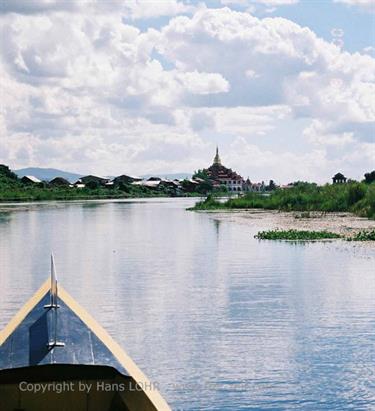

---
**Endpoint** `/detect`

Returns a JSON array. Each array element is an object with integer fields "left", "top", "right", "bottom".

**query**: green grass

[
  {"left": 254, "top": 229, "right": 375, "bottom": 241},
  {"left": 0, "top": 166, "right": 186, "bottom": 202},
  {"left": 0, "top": 163, "right": 211, "bottom": 202},
  {"left": 0, "top": 182, "right": 173, "bottom": 202},
  {"left": 347, "top": 230, "right": 375, "bottom": 241},
  {"left": 254, "top": 229, "right": 342, "bottom": 240},
  {"left": 192, "top": 182, "right": 375, "bottom": 219},
  {"left": 188, "top": 194, "right": 225, "bottom": 210}
]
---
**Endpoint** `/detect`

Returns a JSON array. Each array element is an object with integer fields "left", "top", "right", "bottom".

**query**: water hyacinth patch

[
  {"left": 347, "top": 230, "right": 375, "bottom": 241},
  {"left": 254, "top": 229, "right": 342, "bottom": 241}
]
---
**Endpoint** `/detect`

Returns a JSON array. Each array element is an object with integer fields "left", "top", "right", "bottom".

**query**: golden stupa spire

[{"left": 213, "top": 145, "right": 222, "bottom": 165}]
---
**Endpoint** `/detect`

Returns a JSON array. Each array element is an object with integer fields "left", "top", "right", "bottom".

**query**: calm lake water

[{"left": 0, "top": 198, "right": 374, "bottom": 410}]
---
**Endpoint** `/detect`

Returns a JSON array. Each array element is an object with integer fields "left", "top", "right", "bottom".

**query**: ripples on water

[{"left": 0, "top": 199, "right": 374, "bottom": 410}]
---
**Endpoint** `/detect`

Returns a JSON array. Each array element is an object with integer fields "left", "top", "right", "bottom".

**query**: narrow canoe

[{"left": 0, "top": 256, "right": 171, "bottom": 411}]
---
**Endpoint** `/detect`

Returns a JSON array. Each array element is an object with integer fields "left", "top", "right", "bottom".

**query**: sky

[{"left": 0, "top": 0, "right": 374, "bottom": 184}]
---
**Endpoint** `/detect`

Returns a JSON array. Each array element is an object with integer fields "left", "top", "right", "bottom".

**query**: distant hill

[
  {"left": 14, "top": 168, "right": 83, "bottom": 183},
  {"left": 141, "top": 173, "right": 192, "bottom": 180},
  {"left": 13, "top": 168, "right": 192, "bottom": 183}
]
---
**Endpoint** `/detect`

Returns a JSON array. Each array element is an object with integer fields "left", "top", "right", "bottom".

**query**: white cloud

[
  {"left": 169, "top": 105, "right": 291, "bottom": 141},
  {"left": 228, "top": 135, "right": 374, "bottom": 184},
  {"left": 220, "top": 0, "right": 298, "bottom": 15},
  {"left": 228, "top": 136, "right": 330, "bottom": 183},
  {"left": 0, "top": 5, "right": 373, "bottom": 182},
  {"left": 0, "top": 0, "right": 194, "bottom": 19},
  {"left": 245, "top": 69, "right": 259, "bottom": 78},
  {"left": 363, "top": 46, "right": 375, "bottom": 55},
  {"left": 253, "top": 0, "right": 298, "bottom": 4},
  {"left": 0, "top": 0, "right": 79, "bottom": 14},
  {"left": 221, "top": 0, "right": 298, "bottom": 6},
  {"left": 158, "top": 8, "right": 375, "bottom": 138},
  {"left": 330, "top": 28, "right": 344, "bottom": 38},
  {"left": 303, "top": 120, "right": 356, "bottom": 146},
  {"left": 196, "top": 105, "right": 290, "bottom": 135},
  {"left": 177, "top": 71, "right": 230, "bottom": 94},
  {"left": 334, "top": 0, "right": 375, "bottom": 12},
  {"left": 123, "top": 0, "right": 193, "bottom": 19}
]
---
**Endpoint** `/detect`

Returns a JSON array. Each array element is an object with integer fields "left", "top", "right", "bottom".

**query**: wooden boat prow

[{"left": 0, "top": 257, "right": 171, "bottom": 411}]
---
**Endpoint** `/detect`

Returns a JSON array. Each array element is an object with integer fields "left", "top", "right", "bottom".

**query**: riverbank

[
  {"left": 191, "top": 182, "right": 375, "bottom": 220},
  {"left": 0, "top": 164, "right": 204, "bottom": 202},
  {"left": 201, "top": 209, "right": 375, "bottom": 244},
  {"left": 0, "top": 185, "right": 204, "bottom": 202}
]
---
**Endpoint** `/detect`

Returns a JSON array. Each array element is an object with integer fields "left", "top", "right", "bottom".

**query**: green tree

[
  {"left": 86, "top": 180, "right": 100, "bottom": 190},
  {"left": 347, "top": 183, "right": 366, "bottom": 206},
  {"left": 193, "top": 169, "right": 210, "bottom": 180},
  {"left": 197, "top": 180, "right": 213, "bottom": 194},
  {"left": 0, "top": 164, "right": 18, "bottom": 180},
  {"left": 268, "top": 180, "right": 276, "bottom": 191},
  {"left": 364, "top": 171, "right": 375, "bottom": 184}
]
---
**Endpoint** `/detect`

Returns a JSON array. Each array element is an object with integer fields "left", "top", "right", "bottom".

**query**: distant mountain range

[
  {"left": 141, "top": 173, "right": 191, "bottom": 180},
  {"left": 14, "top": 168, "right": 83, "bottom": 183},
  {"left": 14, "top": 167, "right": 192, "bottom": 183}
]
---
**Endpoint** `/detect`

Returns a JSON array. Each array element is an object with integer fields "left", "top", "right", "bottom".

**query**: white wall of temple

[
  {"left": 215, "top": 178, "right": 244, "bottom": 191},
  {"left": 226, "top": 181, "right": 243, "bottom": 191}
]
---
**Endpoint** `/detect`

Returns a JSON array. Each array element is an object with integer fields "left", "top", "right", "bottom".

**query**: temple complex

[
  {"left": 204, "top": 147, "right": 244, "bottom": 192},
  {"left": 202, "top": 147, "right": 265, "bottom": 193}
]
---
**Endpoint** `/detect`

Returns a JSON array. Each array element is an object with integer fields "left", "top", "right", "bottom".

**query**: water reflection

[
  {"left": 212, "top": 218, "right": 221, "bottom": 242},
  {"left": 0, "top": 198, "right": 374, "bottom": 410},
  {"left": 0, "top": 212, "right": 11, "bottom": 224}
]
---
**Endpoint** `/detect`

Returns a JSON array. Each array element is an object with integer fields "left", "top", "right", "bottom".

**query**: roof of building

[
  {"left": 132, "top": 180, "right": 161, "bottom": 188},
  {"left": 332, "top": 172, "right": 346, "bottom": 179},
  {"left": 206, "top": 163, "right": 243, "bottom": 180},
  {"left": 113, "top": 174, "right": 142, "bottom": 182},
  {"left": 79, "top": 175, "right": 109, "bottom": 182},
  {"left": 203, "top": 147, "right": 244, "bottom": 182},
  {"left": 49, "top": 177, "right": 70, "bottom": 185},
  {"left": 213, "top": 146, "right": 222, "bottom": 166},
  {"left": 22, "top": 175, "right": 41, "bottom": 183}
]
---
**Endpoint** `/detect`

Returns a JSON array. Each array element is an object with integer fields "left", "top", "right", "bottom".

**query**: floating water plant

[
  {"left": 254, "top": 229, "right": 342, "bottom": 241},
  {"left": 347, "top": 230, "right": 375, "bottom": 241}
]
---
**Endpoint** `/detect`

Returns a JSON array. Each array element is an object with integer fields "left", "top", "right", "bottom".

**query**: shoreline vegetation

[
  {"left": 254, "top": 228, "right": 375, "bottom": 241},
  {"left": 0, "top": 187, "right": 176, "bottom": 202},
  {"left": 190, "top": 181, "right": 375, "bottom": 220},
  {"left": 0, "top": 185, "right": 173, "bottom": 202},
  {"left": 255, "top": 229, "right": 341, "bottom": 241},
  {"left": 0, "top": 165, "right": 207, "bottom": 202},
  {"left": 1, "top": 163, "right": 374, "bottom": 224}
]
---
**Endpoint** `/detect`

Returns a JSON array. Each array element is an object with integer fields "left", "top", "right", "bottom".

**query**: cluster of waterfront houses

[
  {"left": 20, "top": 148, "right": 269, "bottom": 194},
  {"left": 19, "top": 150, "right": 351, "bottom": 193}
]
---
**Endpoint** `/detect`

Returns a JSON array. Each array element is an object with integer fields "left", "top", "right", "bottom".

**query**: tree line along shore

[
  {"left": 191, "top": 173, "right": 375, "bottom": 220},
  {"left": 1, "top": 163, "right": 374, "bottom": 221},
  {"left": 0, "top": 164, "right": 209, "bottom": 201}
]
